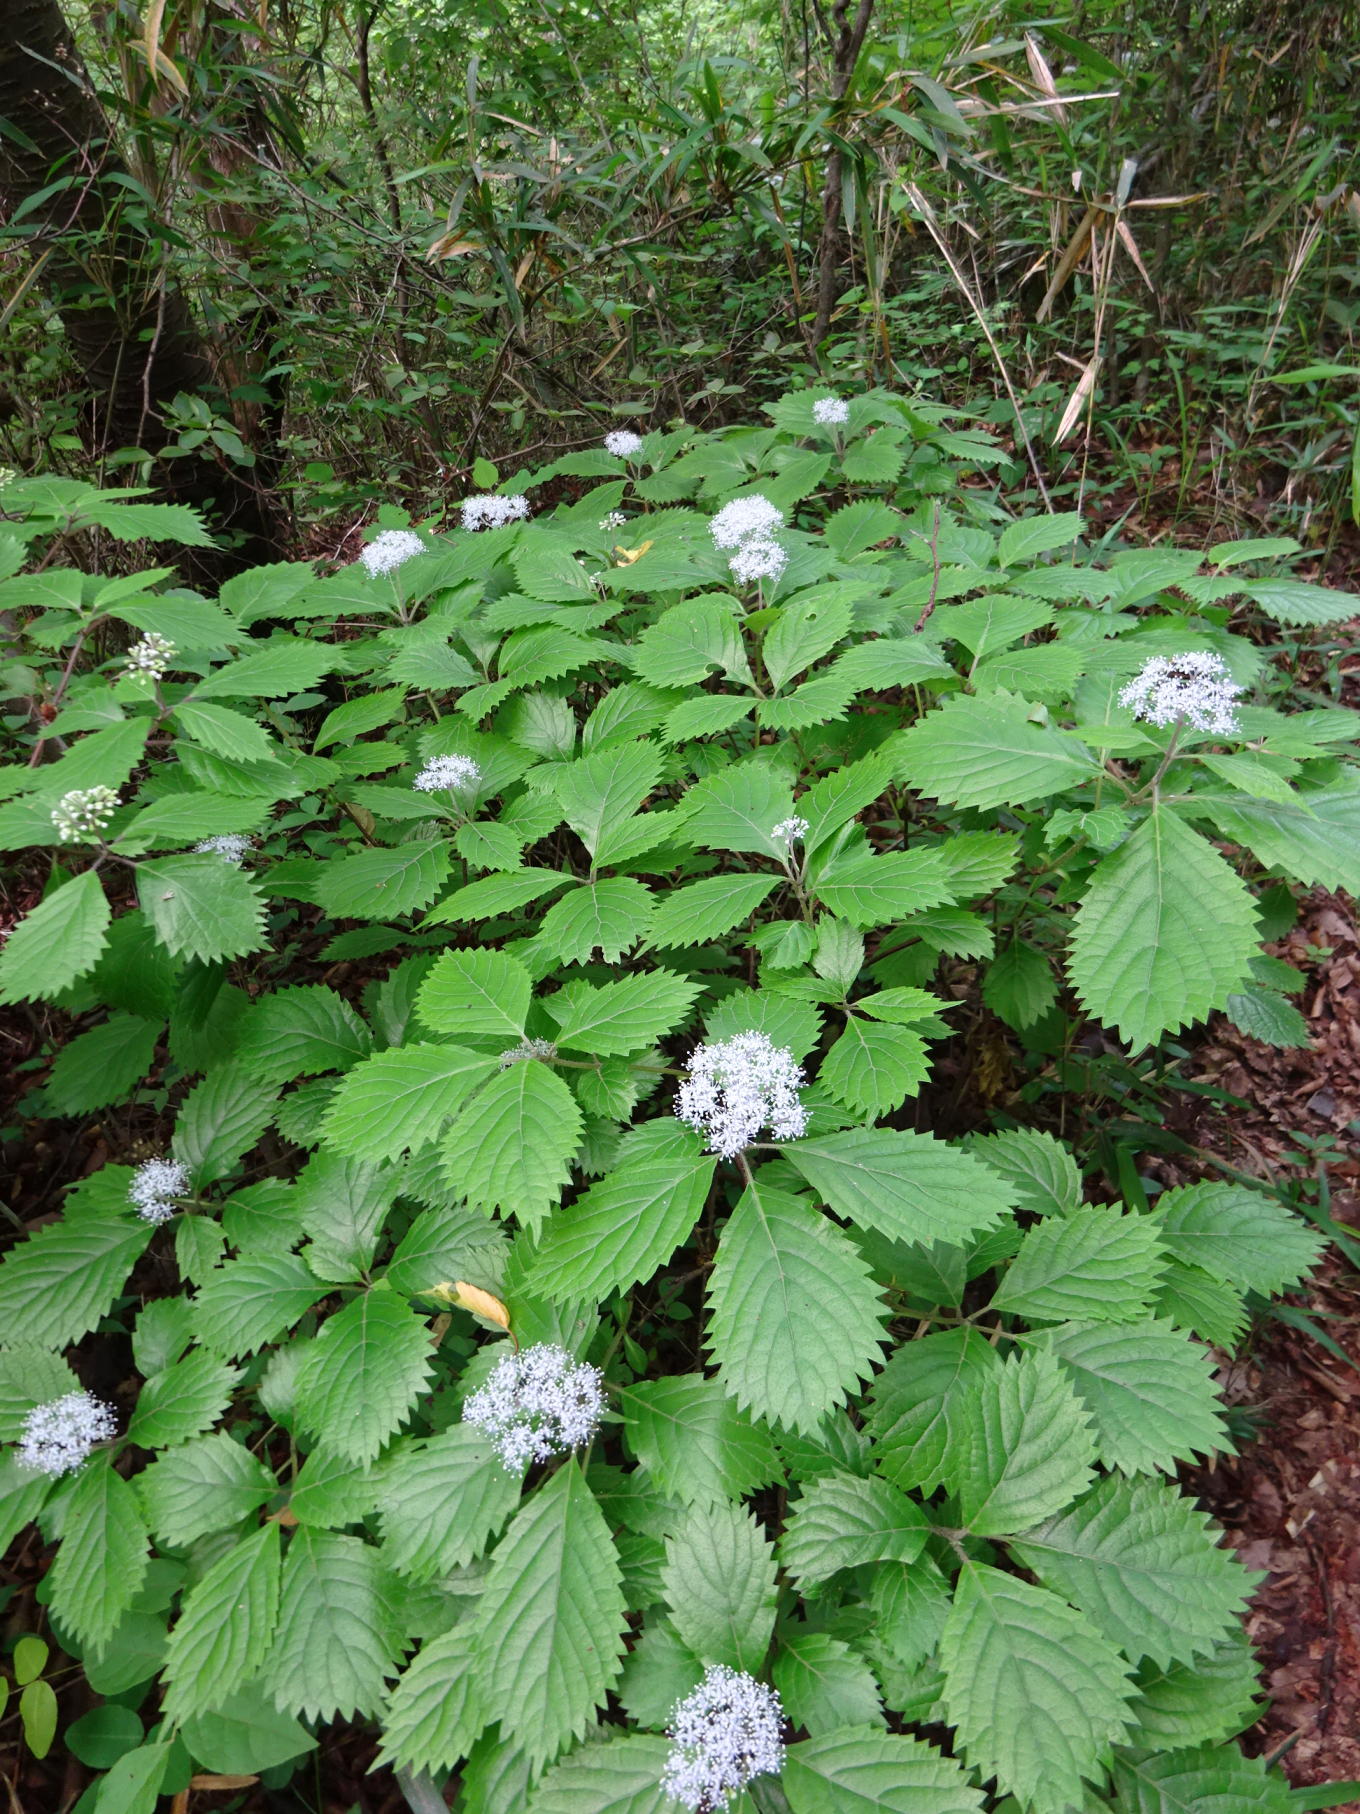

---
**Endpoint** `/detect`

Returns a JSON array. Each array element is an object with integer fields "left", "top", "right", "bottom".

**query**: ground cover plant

[{"left": 1, "top": 393, "right": 1359, "bottom": 1812}]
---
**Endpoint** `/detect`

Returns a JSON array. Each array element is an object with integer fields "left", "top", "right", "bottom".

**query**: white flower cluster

[
  {"left": 17, "top": 1391, "right": 118, "bottom": 1477},
  {"left": 675, "top": 1030, "right": 809, "bottom": 1159},
  {"left": 50, "top": 786, "right": 119, "bottom": 843},
  {"left": 600, "top": 510, "right": 628, "bottom": 531},
  {"left": 812, "top": 396, "right": 850, "bottom": 426},
  {"left": 128, "top": 1157, "right": 190, "bottom": 1225},
  {"left": 461, "top": 494, "right": 530, "bottom": 532},
  {"left": 413, "top": 753, "right": 482, "bottom": 794},
  {"left": 124, "top": 632, "right": 177, "bottom": 683},
  {"left": 358, "top": 528, "right": 425, "bottom": 576},
  {"left": 709, "top": 495, "right": 788, "bottom": 592},
  {"left": 462, "top": 1343, "right": 605, "bottom": 1471},
  {"left": 498, "top": 1037, "right": 557, "bottom": 1068},
  {"left": 194, "top": 834, "right": 253, "bottom": 866},
  {"left": 1118, "top": 651, "right": 1243, "bottom": 736},
  {"left": 771, "top": 816, "right": 809, "bottom": 845},
  {"left": 661, "top": 1666, "right": 785, "bottom": 1812},
  {"left": 604, "top": 429, "right": 645, "bottom": 458}
]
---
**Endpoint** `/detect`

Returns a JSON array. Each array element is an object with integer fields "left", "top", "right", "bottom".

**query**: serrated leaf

[
  {"left": 45, "top": 1013, "right": 161, "bottom": 1113},
  {"left": 379, "top": 1426, "right": 522, "bottom": 1579},
  {"left": 1153, "top": 1259, "right": 1248, "bottom": 1351},
  {"left": 1193, "top": 776, "right": 1360, "bottom": 894},
  {"left": 0, "top": 1216, "right": 151, "bottom": 1348},
  {"left": 161, "top": 1522, "right": 281, "bottom": 1720},
  {"left": 1040, "top": 1320, "right": 1229, "bottom": 1475},
  {"left": 1069, "top": 810, "right": 1259, "bottom": 1049},
  {"left": 128, "top": 1349, "right": 241, "bottom": 1448},
  {"left": 894, "top": 693, "right": 1097, "bottom": 809},
  {"left": 137, "top": 856, "right": 266, "bottom": 963},
  {"left": 424, "top": 866, "right": 572, "bottom": 925},
  {"left": 1109, "top": 1743, "right": 1294, "bottom": 1812},
  {"left": 817, "top": 1019, "right": 932, "bottom": 1118},
  {"left": 992, "top": 1206, "right": 1167, "bottom": 1324},
  {"left": 315, "top": 841, "right": 451, "bottom": 921},
  {"left": 195, "top": 1251, "right": 325, "bottom": 1358},
  {"left": 172, "top": 699, "right": 281, "bottom": 763},
  {"left": 773, "top": 1635, "right": 885, "bottom": 1738},
  {"left": 706, "top": 1181, "right": 887, "bottom": 1433},
  {"left": 528, "top": 1735, "right": 675, "bottom": 1814},
  {"left": 442, "top": 1059, "right": 582, "bottom": 1227},
  {"left": 0, "top": 1345, "right": 79, "bottom": 1440},
  {"left": 137, "top": 1431, "right": 275, "bottom": 1545},
  {"left": 47, "top": 1461, "right": 150, "bottom": 1656},
  {"left": 294, "top": 1290, "right": 434, "bottom": 1463},
  {"left": 192, "top": 636, "right": 335, "bottom": 699},
  {"left": 416, "top": 948, "right": 534, "bottom": 1039},
  {"left": 782, "top": 1727, "right": 985, "bottom": 1813},
  {"left": 321, "top": 1043, "right": 498, "bottom": 1163},
  {"left": 786, "top": 1131, "right": 1016, "bottom": 1251},
  {"left": 1244, "top": 576, "right": 1359, "bottom": 625},
  {"left": 474, "top": 1461, "right": 626, "bottom": 1766},
  {"left": 172, "top": 1062, "right": 278, "bottom": 1186},
  {"left": 983, "top": 941, "right": 1058, "bottom": 1030},
  {"left": 816, "top": 848, "right": 956, "bottom": 930},
  {"left": 620, "top": 1374, "right": 781, "bottom": 1507},
  {"left": 385, "top": 1201, "right": 509, "bottom": 1297},
  {"left": 547, "top": 970, "right": 701, "bottom": 1055},
  {"left": 1010, "top": 1474, "right": 1255, "bottom": 1670},
  {"left": 265, "top": 1527, "right": 407, "bottom": 1722},
  {"left": 662, "top": 1499, "right": 777, "bottom": 1672},
  {"left": 232, "top": 985, "right": 372, "bottom": 1082},
  {"left": 645, "top": 875, "right": 778, "bottom": 950},
  {"left": 680, "top": 761, "right": 795, "bottom": 857},
  {"left": 997, "top": 511, "right": 1085, "bottom": 567},
  {"left": 526, "top": 1122, "right": 716, "bottom": 1304},
  {"left": 939, "top": 1563, "right": 1134, "bottom": 1814},
  {"left": 950, "top": 1348, "right": 1096, "bottom": 1537},
  {"left": 1150, "top": 1182, "right": 1322, "bottom": 1295},
  {"left": 538, "top": 878, "right": 655, "bottom": 963},
  {"left": 780, "top": 1471, "right": 927, "bottom": 1587},
  {"left": 1124, "top": 1636, "right": 1261, "bottom": 1748},
  {"left": 1222, "top": 983, "right": 1310, "bottom": 1047},
  {"left": 375, "top": 1622, "right": 486, "bottom": 1776},
  {"left": 0, "top": 871, "right": 111, "bottom": 1004},
  {"left": 867, "top": 1327, "right": 999, "bottom": 1494},
  {"left": 967, "top": 1129, "right": 1082, "bottom": 1217},
  {"left": 553, "top": 742, "right": 662, "bottom": 863}
]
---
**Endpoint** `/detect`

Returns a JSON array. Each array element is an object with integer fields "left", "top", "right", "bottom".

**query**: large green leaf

[
  {"left": 137, "top": 1431, "right": 276, "bottom": 1546},
  {"left": 773, "top": 1634, "right": 885, "bottom": 1737},
  {"left": 866, "top": 1327, "right": 999, "bottom": 1495},
  {"left": 817, "top": 1018, "right": 932, "bottom": 1119},
  {"left": 786, "top": 1130, "right": 1015, "bottom": 1251},
  {"left": 44, "top": 1013, "right": 161, "bottom": 1114},
  {"left": 47, "top": 1461, "right": 150, "bottom": 1656},
  {"left": 537, "top": 877, "right": 655, "bottom": 963},
  {"left": 172, "top": 1062, "right": 278, "bottom": 1186},
  {"left": 620, "top": 1374, "right": 781, "bottom": 1508},
  {"left": 0, "top": 871, "right": 111, "bottom": 1004},
  {"left": 232, "top": 985, "right": 372, "bottom": 1082},
  {"left": 782, "top": 1728, "right": 985, "bottom": 1814},
  {"left": 814, "top": 848, "right": 956, "bottom": 930},
  {"left": 379, "top": 1426, "right": 522, "bottom": 1579},
  {"left": 416, "top": 948, "right": 534, "bottom": 1040},
  {"left": 294, "top": 1290, "right": 433, "bottom": 1463},
  {"left": 473, "top": 1462, "right": 626, "bottom": 1767},
  {"left": 0, "top": 1216, "right": 151, "bottom": 1348},
  {"left": 705, "top": 1182, "right": 888, "bottom": 1433},
  {"left": 264, "top": 1527, "right": 407, "bottom": 1722},
  {"left": 527, "top": 1735, "right": 675, "bottom": 1814},
  {"left": 1148, "top": 1183, "right": 1322, "bottom": 1296},
  {"left": 1192, "top": 775, "right": 1360, "bottom": 894},
  {"left": 779, "top": 1471, "right": 928, "bottom": 1587},
  {"left": 374, "top": 1622, "right": 486, "bottom": 1777},
  {"left": 321, "top": 1043, "right": 498, "bottom": 1162},
  {"left": 939, "top": 1563, "right": 1135, "bottom": 1814},
  {"left": 1109, "top": 1743, "right": 1294, "bottom": 1812},
  {"left": 314, "top": 841, "right": 451, "bottom": 921},
  {"left": 1068, "top": 810, "right": 1259, "bottom": 1048},
  {"left": 546, "top": 970, "right": 701, "bottom": 1055},
  {"left": 161, "top": 1523, "right": 281, "bottom": 1720},
  {"left": 662, "top": 1500, "right": 777, "bottom": 1672},
  {"left": 646, "top": 874, "right": 778, "bottom": 949},
  {"left": 442, "top": 1059, "right": 582, "bottom": 1227},
  {"left": 137, "top": 856, "right": 267, "bottom": 963},
  {"left": 1040, "top": 1320, "right": 1229, "bottom": 1476},
  {"left": 949, "top": 1348, "right": 1096, "bottom": 1537},
  {"left": 195, "top": 1251, "right": 325, "bottom": 1358},
  {"left": 553, "top": 742, "right": 663, "bottom": 863},
  {"left": 127, "top": 1349, "right": 241, "bottom": 1449},
  {"left": 893, "top": 692, "right": 1097, "bottom": 809},
  {"left": 992, "top": 1205, "right": 1167, "bottom": 1324}
]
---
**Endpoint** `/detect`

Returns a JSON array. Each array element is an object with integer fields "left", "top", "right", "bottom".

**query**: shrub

[{"left": 0, "top": 396, "right": 1356, "bottom": 1810}]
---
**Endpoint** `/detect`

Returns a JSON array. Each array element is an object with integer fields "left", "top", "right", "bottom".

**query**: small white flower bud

[
  {"left": 675, "top": 1031, "right": 809, "bottom": 1159},
  {"left": 661, "top": 1665, "right": 785, "bottom": 1811},
  {"left": 17, "top": 1390, "right": 118, "bottom": 1477},
  {"left": 771, "top": 816, "right": 809, "bottom": 845},
  {"left": 460, "top": 495, "right": 531, "bottom": 532},
  {"left": 462, "top": 1343, "right": 605, "bottom": 1471},
  {"left": 604, "top": 429, "right": 645, "bottom": 458},
  {"left": 728, "top": 538, "right": 787, "bottom": 587},
  {"left": 709, "top": 495, "right": 784, "bottom": 551},
  {"left": 124, "top": 633, "right": 177, "bottom": 683},
  {"left": 50, "top": 786, "right": 119, "bottom": 843},
  {"left": 413, "top": 753, "right": 482, "bottom": 794},
  {"left": 193, "top": 834, "right": 253, "bottom": 866},
  {"left": 128, "top": 1156, "right": 190, "bottom": 1224},
  {"left": 812, "top": 397, "right": 850, "bottom": 426},
  {"left": 498, "top": 1037, "right": 557, "bottom": 1068}
]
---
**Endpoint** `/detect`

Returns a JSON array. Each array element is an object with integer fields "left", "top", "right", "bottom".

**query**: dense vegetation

[{"left": 1, "top": 3, "right": 1359, "bottom": 1813}]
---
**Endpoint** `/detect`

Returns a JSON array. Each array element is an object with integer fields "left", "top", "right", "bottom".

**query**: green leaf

[
  {"left": 773, "top": 1636, "right": 885, "bottom": 1738},
  {"left": 779, "top": 1471, "right": 928, "bottom": 1587},
  {"left": 0, "top": 871, "right": 111, "bottom": 1005},
  {"left": 137, "top": 856, "right": 267, "bottom": 963},
  {"left": 89, "top": 1741, "right": 171, "bottom": 1814},
  {"left": 1149, "top": 1183, "right": 1322, "bottom": 1295},
  {"left": 45, "top": 1013, "right": 161, "bottom": 1114},
  {"left": 138, "top": 1431, "right": 275, "bottom": 1545},
  {"left": 546, "top": 971, "right": 701, "bottom": 1055},
  {"left": 321, "top": 1043, "right": 498, "bottom": 1163},
  {"left": 967, "top": 1129, "right": 1082, "bottom": 1217},
  {"left": 817, "top": 1019, "right": 932, "bottom": 1118},
  {"left": 1222, "top": 984, "right": 1310, "bottom": 1047},
  {"left": 705, "top": 1181, "right": 888, "bottom": 1433},
  {"left": 161, "top": 1523, "right": 281, "bottom": 1720},
  {"left": 385, "top": 1201, "right": 508, "bottom": 1297},
  {"left": 620, "top": 1374, "right": 781, "bottom": 1507},
  {"left": 893, "top": 693, "right": 1097, "bottom": 809},
  {"left": 1109, "top": 1743, "right": 1294, "bottom": 1812},
  {"left": 442, "top": 1059, "right": 582, "bottom": 1227},
  {"left": 375, "top": 1622, "right": 486, "bottom": 1776},
  {"left": 527, "top": 1735, "right": 676, "bottom": 1814},
  {"left": 0, "top": 1453, "right": 51, "bottom": 1555},
  {"left": 1124, "top": 1636, "right": 1261, "bottom": 1748},
  {"left": 192, "top": 636, "right": 335, "bottom": 699},
  {"left": 1243, "top": 576, "right": 1359, "bottom": 625},
  {"left": 525, "top": 1122, "right": 716, "bottom": 1304},
  {"left": 618, "top": 1619, "right": 704, "bottom": 1729},
  {"left": 1010, "top": 1474, "right": 1255, "bottom": 1669},
  {"left": 662, "top": 1500, "right": 777, "bottom": 1672},
  {"left": 0, "top": 1215, "right": 151, "bottom": 1347},
  {"left": 680, "top": 761, "right": 795, "bottom": 857},
  {"left": 416, "top": 948, "right": 534, "bottom": 1039},
  {"left": 233, "top": 985, "right": 372, "bottom": 1082},
  {"left": 1040, "top": 1320, "right": 1229, "bottom": 1475},
  {"left": 1154, "top": 1259, "right": 1248, "bottom": 1351},
  {"left": 992, "top": 1206, "right": 1167, "bottom": 1324},
  {"left": 950, "top": 1348, "right": 1096, "bottom": 1537},
  {"left": 128, "top": 1349, "right": 241, "bottom": 1449},
  {"left": 867, "top": 1327, "right": 999, "bottom": 1494},
  {"left": 997, "top": 511, "right": 1085, "bottom": 567},
  {"left": 538, "top": 878, "right": 655, "bottom": 963},
  {"left": 0, "top": 1345, "right": 79, "bottom": 1439},
  {"left": 264, "top": 1527, "right": 407, "bottom": 1722},
  {"left": 983, "top": 941, "right": 1058, "bottom": 1030},
  {"left": 1069, "top": 810, "right": 1259, "bottom": 1048},
  {"left": 195, "top": 1250, "right": 325, "bottom": 1358},
  {"left": 315, "top": 842, "right": 451, "bottom": 921},
  {"left": 297, "top": 1149, "right": 399, "bottom": 1281},
  {"left": 172, "top": 699, "right": 281, "bottom": 763},
  {"left": 180, "top": 1683, "right": 317, "bottom": 1775},
  {"left": 815, "top": 848, "right": 956, "bottom": 930},
  {"left": 632, "top": 596, "right": 748, "bottom": 688},
  {"left": 294, "top": 1290, "right": 434, "bottom": 1463},
  {"left": 939, "top": 1564, "right": 1134, "bottom": 1814},
  {"left": 782, "top": 1728, "right": 985, "bottom": 1814},
  {"left": 553, "top": 742, "right": 663, "bottom": 863},
  {"left": 786, "top": 1131, "right": 1016, "bottom": 1250},
  {"left": 379, "top": 1426, "right": 522, "bottom": 1579},
  {"left": 764, "top": 591, "right": 854, "bottom": 692},
  {"left": 425, "top": 866, "right": 572, "bottom": 925},
  {"left": 474, "top": 1461, "right": 626, "bottom": 1766},
  {"left": 172, "top": 1062, "right": 278, "bottom": 1186},
  {"left": 1194, "top": 777, "right": 1360, "bottom": 894},
  {"left": 48, "top": 1461, "right": 150, "bottom": 1656}
]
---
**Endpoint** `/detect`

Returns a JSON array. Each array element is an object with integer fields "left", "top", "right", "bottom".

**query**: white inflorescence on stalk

[
  {"left": 1118, "top": 651, "right": 1244, "bottom": 736},
  {"left": 811, "top": 396, "right": 850, "bottom": 426},
  {"left": 675, "top": 1030, "right": 809, "bottom": 1159},
  {"left": 17, "top": 1391, "right": 118, "bottom": 1477},
  {"left": 194, "top": 834, "right": 253, "bottom": 866},
  {"left": 358, "top": 528, "right": 426, "bottom": 575},
  {"left": 660, "top": 1666, "right": 785, "bottom": 1812},
  {"left": 709, "top": 495, "right": 784, "bottom": 550},
  {"left": 128, "top": 1157, "right": 190, "bottom": 1225},
  {"left": 604, "top": 429, "right": 645, "bottom": 458},
  {"left": 124, "top": 633, "right": 177, "bottom": 683},
  {"left": 600, "top": 510, "right": 628, "bottom": 531},
  {"left": 50, "top": 786, "right": 119, "bottom": 844},
  {"left": 728, "top": 538, "right": 788, "bottom": 586},
  {"left": 462, "top": 1343, "right": 605, "bottom": 1471},
  {"left": 413, "top": 753, "right": 482, "bottom": 794},
  {"left": 460, "top": 494, "right": 531, "bottom": 532},
  {"left": 771, "top": 816, "right": 809, "bottom": 845},
  {"left": 498, "top": 1037, "right": 557, "bottom": 1068}
]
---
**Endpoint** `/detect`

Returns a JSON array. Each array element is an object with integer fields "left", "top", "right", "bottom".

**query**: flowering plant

[{"left": 0, "top": 395, "right": 1355, "bottom": 1809}]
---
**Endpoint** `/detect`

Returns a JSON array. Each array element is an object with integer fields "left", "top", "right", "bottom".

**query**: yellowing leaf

[
  {"left": 447, "top": 1280, "right": 512, "bottom": 1332},
  {"left": 612, "top": 540, "right": 654, "bottom": 566}
]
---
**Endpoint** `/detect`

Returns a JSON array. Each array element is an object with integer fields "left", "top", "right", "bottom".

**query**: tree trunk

[
  {"left": 812, "top": 0, "right": 875, "bottom": 352},
  {"left": 0, "top": 0, "right": 281, "bottom": 575}
]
